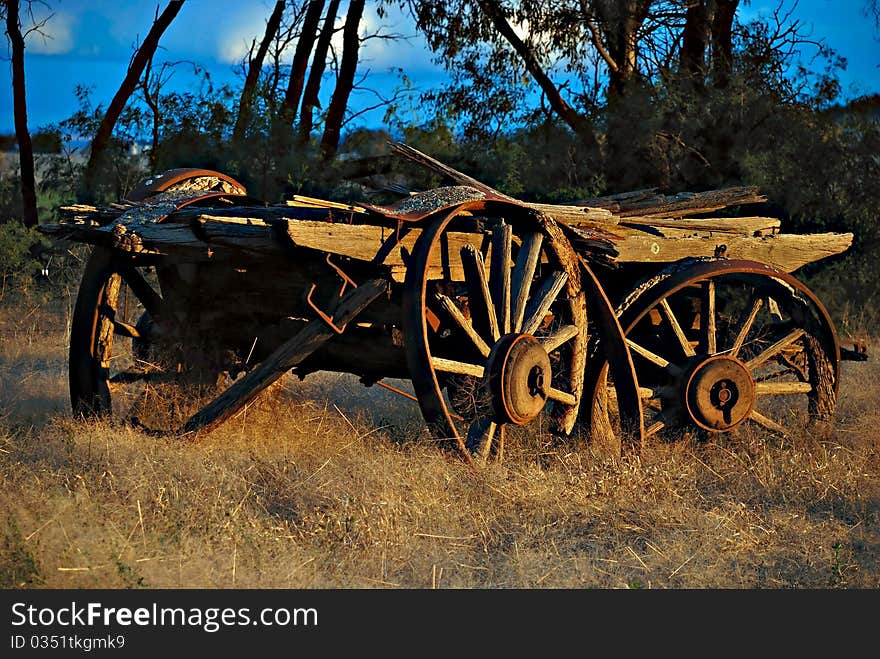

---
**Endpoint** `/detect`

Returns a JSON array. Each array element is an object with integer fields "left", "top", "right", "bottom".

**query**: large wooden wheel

[
  {"left": 587, "top": 259, "right": 839, "bottom": 445},
  {"left": 69, "top": 169, "right": 250, "bottom": 429},
  {"left": 402, "top": 201, "right": 589, "bottom": 463},
  {"left": 69, "top": 248, "right": 231, "bottom": 430}
]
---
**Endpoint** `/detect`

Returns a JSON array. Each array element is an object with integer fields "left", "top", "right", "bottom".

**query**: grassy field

[{"left": 1, "top": 296, "right": 877, "bottom": 589}]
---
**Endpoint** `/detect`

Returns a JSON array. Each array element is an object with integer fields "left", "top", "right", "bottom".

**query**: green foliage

[{"left": 0, "top": 221, "right": 45, "bottom": 301}]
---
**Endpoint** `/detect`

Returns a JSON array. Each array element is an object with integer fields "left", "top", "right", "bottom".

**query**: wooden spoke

[
  {"left": 745, "top": 329, "right": 805, "bottom": 371},
  {"left": 465, "top": 417, "right": 497, "bottom": 461},
  {"left": 626, "top": 339, "right": 680, "bottom": 374},
  {"left": 701, "top": 279, "right": 717, "bottom": 355},
  {"left": 435, "top": 293, "right": 491, "bottom": 358},
  {"left": 510, "top": 232, "right": 543, "bottom": 332},
  {"left": 489, "top": 223, "right": 512, "bottom": 335},
  {"left": 731, "top": 297, "right": 764, "bottom": 358},
  {"left": 748, "top": 409, "right": 790, "bottom": 436},
  {"left": 521, "top": 271, "right": 568, "bottom": 336},
  {"left": 439, "top": 230, "right": 452, "bottom": 281},
  {"left": 644, "top": 407, "right": 681, "bottom": 437},
  {"left": 113, "top": 320, "right": 143, "bottom": 340},
  {"left": 754, "top": 381, "right": 813, "bottom": 395},
  {"left": 645, "top": 419, "right": 666, "bottom": 437},
  {"left": 460, "top": 244, "right": 500, "bottom": 342},
  {"left": 431, "top": 357, "right": 485, "bottom": 378},
  {"left": 494, "top": 424, "right": 506, "bottom": 462},
  {"left": 117, "top": 262, "right": 163, "bottom": 319},
  {"left": 659, "top": 298, "right": 696, "bottom": 357},
  {"left": 547, "top": 387, "right": 577, "bottom": 406},
  {"left": 540, "top": 324, "right": 579, "bottom": 353},
  {"left": 607, "top": 385, "right": 660, "bottom": 401}
]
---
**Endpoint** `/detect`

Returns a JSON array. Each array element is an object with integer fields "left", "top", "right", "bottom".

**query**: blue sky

[{"left": 1, "top": 0, "right": 878, "bottom": 135}]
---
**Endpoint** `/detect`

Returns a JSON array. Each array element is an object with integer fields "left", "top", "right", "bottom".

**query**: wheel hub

[
  {"left": 487, "top": 334, "right": 551, "bottom": 425},
  {"left": 683, "top": 355, "right": 755, "bottom": 431}
]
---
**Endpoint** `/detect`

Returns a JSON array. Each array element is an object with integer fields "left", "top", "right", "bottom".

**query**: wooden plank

[
  {"left": 282, "top": 220, "right": 483, "bottom": 282},
  {"left": 286, "top": 195, "right": 368, "bottom": 213},
  {"left": 611, "top": 232, "right": 853, "bottom": 272},
  {"left": 618, "top": 216, "right": 781, "bottom": 235},
  {"left": 194, "top": 219, "right": 290, "bottom": 256},
  {"left": 181, "top": 278, "right": 389, "bottom": 435},
  {"left": 524, "top": 203, "right": 617, "bottom": 224}
]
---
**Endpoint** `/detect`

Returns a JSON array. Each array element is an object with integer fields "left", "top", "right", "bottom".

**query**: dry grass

[{"left": 1, "top": 299, "right": 878, "bottom": 589}]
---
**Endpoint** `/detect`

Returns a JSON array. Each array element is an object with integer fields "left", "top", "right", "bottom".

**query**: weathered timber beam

[
  {"left": 181, "top": 277, "right": 389, "bottom": 435},
  {"left": 193, "top": 218, "right": 290, "bottom": 257},
  {"left": 610, "top": 231, "right": 853, "bottom": 272},
  {"left": 281, "top": 220, "right": 484, "bottom": 282},
  {"left": 168, "top": 205, "right": 357, "bottom": 224},
  {"left": 576, "top": 186, "right": 767, "bottom": 217},
  {"left": 56, "top": 203, "right": 363, "bottom": 227},
  {"left": 617, "top": 216, "right": 781, "bottom": 235}
]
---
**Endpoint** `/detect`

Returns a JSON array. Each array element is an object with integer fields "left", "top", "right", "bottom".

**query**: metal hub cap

[
  {"left": 487, "top": 334, "right": 551, "bottom": 425},
  {"left": 684, "top": 356, "right": 755, "bottom": 431}
]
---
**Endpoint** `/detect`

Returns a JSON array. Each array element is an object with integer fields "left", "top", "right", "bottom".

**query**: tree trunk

[
  {"left": 593, "top": 0, "right": 651, "bottom": 97},
  {"left": 5, "top": 0, "right": 38, "bottom": 227},
  {"left": 319, "top": 0, "right": 365, "bottom": 159},
  {"left": 298, "top": 0, "right": 340, "bottom": 144},
  {"left": 276, "top": 0, "right": 324, "bottom": 132},
  {"left": 233, "top": 0, "right": 286, "bottom": 142},
  {"left": 477, "top": 0, "right": 600, "bottom": 151},
  {"left": 680, "top": 0, "right": 711, "bottom": 83},
  {"left": 79, "top": 1, "right": 184, "bottom": 203},
  {"left": 711, "top": 0, "right": 738, "bottom": 88}
]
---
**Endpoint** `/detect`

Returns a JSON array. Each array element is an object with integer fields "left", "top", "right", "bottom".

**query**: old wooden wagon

[{"left": 40, "top": 143, "right": 864, "bottom": 463}]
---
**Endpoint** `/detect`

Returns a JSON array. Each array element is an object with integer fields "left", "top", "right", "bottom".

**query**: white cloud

[
  {"left": 25, "top": 9, "right": 75, "bottom": 55},
  {"left": 356, "top": 3, "right": 438, "bottom": 73},
  {"left": 214, "top": 2, "right": 281, "bottom": 64}
]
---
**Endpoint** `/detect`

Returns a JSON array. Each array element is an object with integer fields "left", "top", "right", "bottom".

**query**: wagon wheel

[
  {"left": 69, "top": 248, "right": 228, "bottom": 430},
  {"left": 587, "top": 258, "right": 839, "bottom": 446},
  {"left": 70, "top": 169, "right": 252, "bottom": 428},
  {"left": 403, "top": 201, "right": 589, "bottom": 464}
]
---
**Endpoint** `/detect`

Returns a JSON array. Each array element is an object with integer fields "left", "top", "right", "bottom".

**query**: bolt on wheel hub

[
  {"left": 683, "top": 355, "right": 755, "bottom": 431},
  {"left": 487, "top": 334, "right": 551, "bottom": 425}
]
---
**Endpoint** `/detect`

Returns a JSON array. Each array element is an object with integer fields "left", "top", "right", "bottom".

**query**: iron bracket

[{"left": 305, "top": 254, "right": 358, "bottom": 334}]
